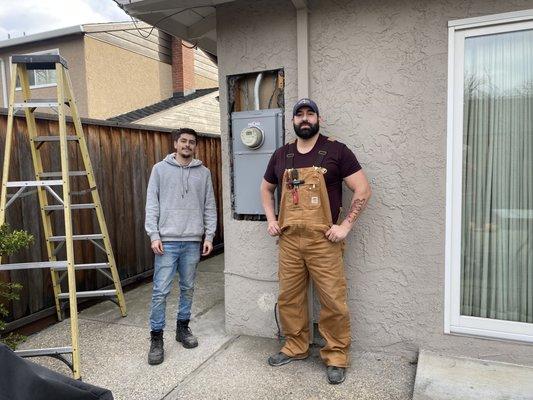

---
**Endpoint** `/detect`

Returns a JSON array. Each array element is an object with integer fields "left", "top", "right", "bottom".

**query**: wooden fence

[{"left": 0, "top": 111, "right": 223, "bottom": 328}]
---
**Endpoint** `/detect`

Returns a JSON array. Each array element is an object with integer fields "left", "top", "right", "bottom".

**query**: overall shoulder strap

[
  {"left": 314, "top": 137, "right": 335, "bottom": 167},
  {"left": 285, "top": 141, "right": 296, "bottom": 170}
]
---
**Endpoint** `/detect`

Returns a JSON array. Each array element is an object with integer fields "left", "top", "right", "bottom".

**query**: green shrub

[{"left": 0, "top": 224, "right": 34, "bottom": 349}]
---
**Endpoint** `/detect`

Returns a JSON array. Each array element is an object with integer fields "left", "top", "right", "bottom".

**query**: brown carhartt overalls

[{"left": 277, "top": 143, "right": 351, "bottom": 367}]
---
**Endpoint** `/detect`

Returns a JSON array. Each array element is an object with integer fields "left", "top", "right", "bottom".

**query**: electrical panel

[{"left": 231, "top": 108, "right": 283, "bottom": 215}]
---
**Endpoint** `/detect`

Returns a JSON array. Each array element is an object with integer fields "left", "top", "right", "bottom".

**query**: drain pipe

[
  {"left": 254, "top": 72, "right": 263, "bottom": 110},
  {"left": 0, "top": 58, "right": 7, "bottom": 108}
]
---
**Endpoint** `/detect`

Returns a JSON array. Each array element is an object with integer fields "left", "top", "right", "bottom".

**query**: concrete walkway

[{"left": 18, "top": 254, "right": 416, "bottom": 400}]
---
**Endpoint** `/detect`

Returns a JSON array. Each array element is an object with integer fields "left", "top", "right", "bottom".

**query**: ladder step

[
  {"left": 13, "top": 100, "right": 59, "bottom": 108},
  {"left": 6, "top": 180, "right": 63, "bottom": 187},
  {"left": 48, "top": 234, "right": 104, "bottom": 241},
  {"left": 33, "top": 135, "right": 79, "bottom": 143},
  {"left": 58, "top": 289, "right": 116, "bottom": 299},
  {"left": 38, "top": 171, "right": 88, "bottom": 178},
  {"left": 0, "top": 261, "right": 67, "bottom": 271},
  {"left": 54, "top": 262, "right": 110, "bottom": 271},
  {"left": 15, "top": 346, "right": 73, "bottom": 357},
  {"left": 44, "top": 203, "right": 96, "bottom": 211}
]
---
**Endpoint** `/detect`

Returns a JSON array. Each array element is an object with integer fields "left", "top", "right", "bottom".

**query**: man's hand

[
  {"left": 325, "top": 224, "right": 350, "bottom": 243},
  {"left": 151, "top": 239, "right": 164, "bottom": 255},
  {"left": 267, "top": 220, "right": 282, "bottom": 236},
  {"left": 202, "top": 240, "right": 213, "bottom": 256}
]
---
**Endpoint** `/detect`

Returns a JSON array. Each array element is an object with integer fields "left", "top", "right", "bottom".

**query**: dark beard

[{"left": 293, "top": 121, "right": 319, "bottom": 139}]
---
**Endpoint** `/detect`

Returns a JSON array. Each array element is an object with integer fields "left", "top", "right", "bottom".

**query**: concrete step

[{"left": 413, "top": 350, "right": 533, "bottom": 400}]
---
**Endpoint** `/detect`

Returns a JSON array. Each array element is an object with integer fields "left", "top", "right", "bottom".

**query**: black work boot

[
  {"left": 327, "top": 366, "right": 346, "bottom": 384},
  {"left": 148, "top": 330, "right": 164, "bottom": 365},
  {"left": 176, "top": 319, "right": 198, "bottom": 348}
]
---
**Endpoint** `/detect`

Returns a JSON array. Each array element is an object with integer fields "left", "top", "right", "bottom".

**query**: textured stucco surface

[
  {"left": 219, "top": 0, "right": 533, "bottom": 366},
  {"left": 84, "top": 36, "right": 172, "bottom": 119}
]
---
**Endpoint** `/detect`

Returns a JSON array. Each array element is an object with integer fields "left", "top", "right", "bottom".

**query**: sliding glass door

[{"left": 447, "top": 17, "right": 533, "bottom": 341}]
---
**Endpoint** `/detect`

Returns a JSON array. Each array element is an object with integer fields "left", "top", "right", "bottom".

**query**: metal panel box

[{"left": 231, "top": 108, "right": 283, "bottom": 215}]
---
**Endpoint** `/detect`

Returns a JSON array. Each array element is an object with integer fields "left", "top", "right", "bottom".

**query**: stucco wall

[
  {"left": 84, "top": 36, "right": 172, "bottom": 119},
  {"left": 0, "top": 35, "right": 88, "bottom": 116},
  {"left": 219, "top": 0, "right": 533, "bottom": 366}
]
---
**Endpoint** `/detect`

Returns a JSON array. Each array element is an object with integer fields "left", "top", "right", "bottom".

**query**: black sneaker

[
  {"left": 148, "top": 330, "right": 164, "bottom": 365},
  {"left": 176, "top": 319, "right": 198, "bottom": 348},
  {"left": 267, "top": 352, "right": 309, "bottom": 367},
  {"left": 326, "top": 366, "right": 346, "bottom": 384}
]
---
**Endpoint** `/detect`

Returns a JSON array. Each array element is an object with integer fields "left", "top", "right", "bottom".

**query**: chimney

[{"left": 171, "top": 37, "right": 195, "bottom": 97}]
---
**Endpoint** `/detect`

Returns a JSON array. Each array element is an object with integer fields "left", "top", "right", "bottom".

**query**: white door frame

[{"left": 445, "top": 11, "right": 533, "bottom": 343}]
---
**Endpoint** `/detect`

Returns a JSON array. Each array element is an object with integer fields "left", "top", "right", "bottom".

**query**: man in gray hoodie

[{"left": 145, "top": 127, "right": 217, "bottom": 365}]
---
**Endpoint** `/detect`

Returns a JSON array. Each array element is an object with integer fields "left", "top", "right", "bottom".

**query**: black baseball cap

[{"left": 292, "top": 98, "right": 319, "bottom": 116}]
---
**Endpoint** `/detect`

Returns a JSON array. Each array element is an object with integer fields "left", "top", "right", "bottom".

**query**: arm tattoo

[{"left": 345, "top": 198, "right": 367, "bottom": 224}]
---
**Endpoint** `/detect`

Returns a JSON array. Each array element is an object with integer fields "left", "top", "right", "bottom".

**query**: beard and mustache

[{"left": 293, "top": 120, "right": 319, "bottom": 139}]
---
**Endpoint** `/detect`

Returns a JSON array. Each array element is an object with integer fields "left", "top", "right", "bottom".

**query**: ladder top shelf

[{"left": 11, "top": 54, "right": 68, "bottom": 70}]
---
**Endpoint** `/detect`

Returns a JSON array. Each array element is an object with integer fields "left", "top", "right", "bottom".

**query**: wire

[
  {"left": 274, "top": 302, "right": 284, "bottom": 342},
  {"left": 127, "top": 5, "right": 216, "bottom": 39},
  {"left": 223, "top": 270, "right": 278, "bottom": 283},
  {"left": 268, "top": 74, "right": 278, "bottom": 109}
]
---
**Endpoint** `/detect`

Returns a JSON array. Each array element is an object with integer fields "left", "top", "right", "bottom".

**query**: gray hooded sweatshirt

[{"left": 145, "top": 154, "right": 216, "bottom": 243}]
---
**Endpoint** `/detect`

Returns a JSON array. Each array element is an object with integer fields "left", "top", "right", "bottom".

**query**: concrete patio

[{"left": 17, "top": 254, "right": 416, "bottom": 400}]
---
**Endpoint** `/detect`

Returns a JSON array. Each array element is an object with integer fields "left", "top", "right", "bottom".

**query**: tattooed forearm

[{"left": 345, "top": 197, "right": 368, "bottom": 224}]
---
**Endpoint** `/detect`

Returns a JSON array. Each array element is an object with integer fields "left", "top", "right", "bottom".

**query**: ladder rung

[
  {"left": 44, "top": 203, "right": 96, "bottom": 211},
  {"left": 38, "top": 171, "right": 88, "bottom": 178},
  {"left": 13, "top": 100, "right": 59, "bottom": 108},
  {"left": 48, "top": 234, "right": 104, "bottom": 241},
  {"left": 54, "top": 262, "right": 110, "bottom": 271},
  {"left": 0, "top": 261, "right": 67, "bottom": 271},
  {"left": 6, "top": 180, "right": 63, "bottom": 187},
  {"left": 15, "top": 346, "right": 73, "bottom": 357},
  {"left": 33, "top": 135, "right": 79, "bottom": 142},
  {"left": 58, "top": 289, "right": 116, "bottom": 299}
]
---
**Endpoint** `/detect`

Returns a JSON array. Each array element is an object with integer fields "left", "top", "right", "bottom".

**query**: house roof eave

[{"left": 0, "top": 25, "right": 85, "bottom": 50}]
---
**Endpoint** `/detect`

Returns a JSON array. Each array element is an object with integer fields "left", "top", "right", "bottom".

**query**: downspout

[
  {"left": 0, "top": 58, "right": 7, "bottom": 108},
  {"left": 292, "top": 0, "right": 313, "bottom": 342},
  {"left": 254, "top": 72, "right": 263, "bottom": 110}
]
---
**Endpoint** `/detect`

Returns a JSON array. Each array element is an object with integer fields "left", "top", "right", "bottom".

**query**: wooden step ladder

[{"left": 0, "top": 54, "right": 127, "bottom": 379}]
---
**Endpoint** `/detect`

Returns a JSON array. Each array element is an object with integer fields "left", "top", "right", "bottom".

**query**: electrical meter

[
  {"left": 240, "top": 126, "right": 264, "bottom": 148},
  {"left": 231, "top": 108, "right": 284, "bottom": 215}
]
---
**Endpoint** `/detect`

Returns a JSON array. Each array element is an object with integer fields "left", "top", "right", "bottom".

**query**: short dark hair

[{"left": 172, "top": 128, "right": 198, "bottom": 142}]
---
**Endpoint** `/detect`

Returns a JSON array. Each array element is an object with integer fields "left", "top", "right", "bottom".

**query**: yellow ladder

[{"left": 0, "top": 54, "right": 127, "bottom": 379}]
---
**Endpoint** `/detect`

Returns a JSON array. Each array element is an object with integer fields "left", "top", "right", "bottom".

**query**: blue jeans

[{"left": 149, "top": 241, "right": 201, "bottom": 332}]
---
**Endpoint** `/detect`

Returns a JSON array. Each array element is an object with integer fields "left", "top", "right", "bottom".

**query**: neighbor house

[
  {"left": 118, "top": 0, "right": 533, "bottom": 368},
  {"left": 0, "top": 21, "right": 219, "bottom": 123}
]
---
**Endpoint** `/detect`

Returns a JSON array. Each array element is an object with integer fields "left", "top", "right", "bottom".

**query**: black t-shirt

[{"left": 263, "top": 134, "right": 361, "bottom": 223}]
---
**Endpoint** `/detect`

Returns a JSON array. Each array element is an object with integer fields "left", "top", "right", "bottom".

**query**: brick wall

[{"left": 171, "top": 37, "right": 195, "bottom": 96}]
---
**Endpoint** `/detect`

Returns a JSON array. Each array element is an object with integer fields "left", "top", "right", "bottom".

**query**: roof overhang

[
  {"left": 113, "top": 0, "right": 237, "bottom": 55},
  {"left": 0, "top": 25, "right": 84, "bottom": 50}
]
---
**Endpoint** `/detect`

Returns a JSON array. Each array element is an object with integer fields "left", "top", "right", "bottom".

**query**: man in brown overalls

[{"left": 261, "top": 98, "right": 372, "bottom": 384}]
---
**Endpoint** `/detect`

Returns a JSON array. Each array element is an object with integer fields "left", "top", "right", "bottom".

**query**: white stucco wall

[{"left": 218, "top": 0, "right": 533, "bottom": 365}]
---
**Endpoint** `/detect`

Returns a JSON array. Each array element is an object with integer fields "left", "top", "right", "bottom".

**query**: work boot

[
  {"left": 326, "top": 366, "right": 346, "bottom": 384},
  {"left": 148, "top": 330, "right": 164, "bottom": 365},
  {"left": 176, "top": 319, "right": 198, "bottom": 348},
  {"left": 268, "top": 352, "right": 309, "bottom": 366}
]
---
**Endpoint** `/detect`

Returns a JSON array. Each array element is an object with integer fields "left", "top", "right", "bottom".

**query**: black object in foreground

[{"left": 0, "top": 344, "right": 113, "bottom": 400}]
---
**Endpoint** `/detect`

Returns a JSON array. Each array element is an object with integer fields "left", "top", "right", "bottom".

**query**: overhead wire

[{"left": 127, "top": 5, "right": 215, "bottom": 39}]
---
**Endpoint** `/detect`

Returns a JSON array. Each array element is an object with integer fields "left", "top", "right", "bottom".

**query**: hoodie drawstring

[{"left": 180, "top": 165, "right": 192, "bottom": 198}]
